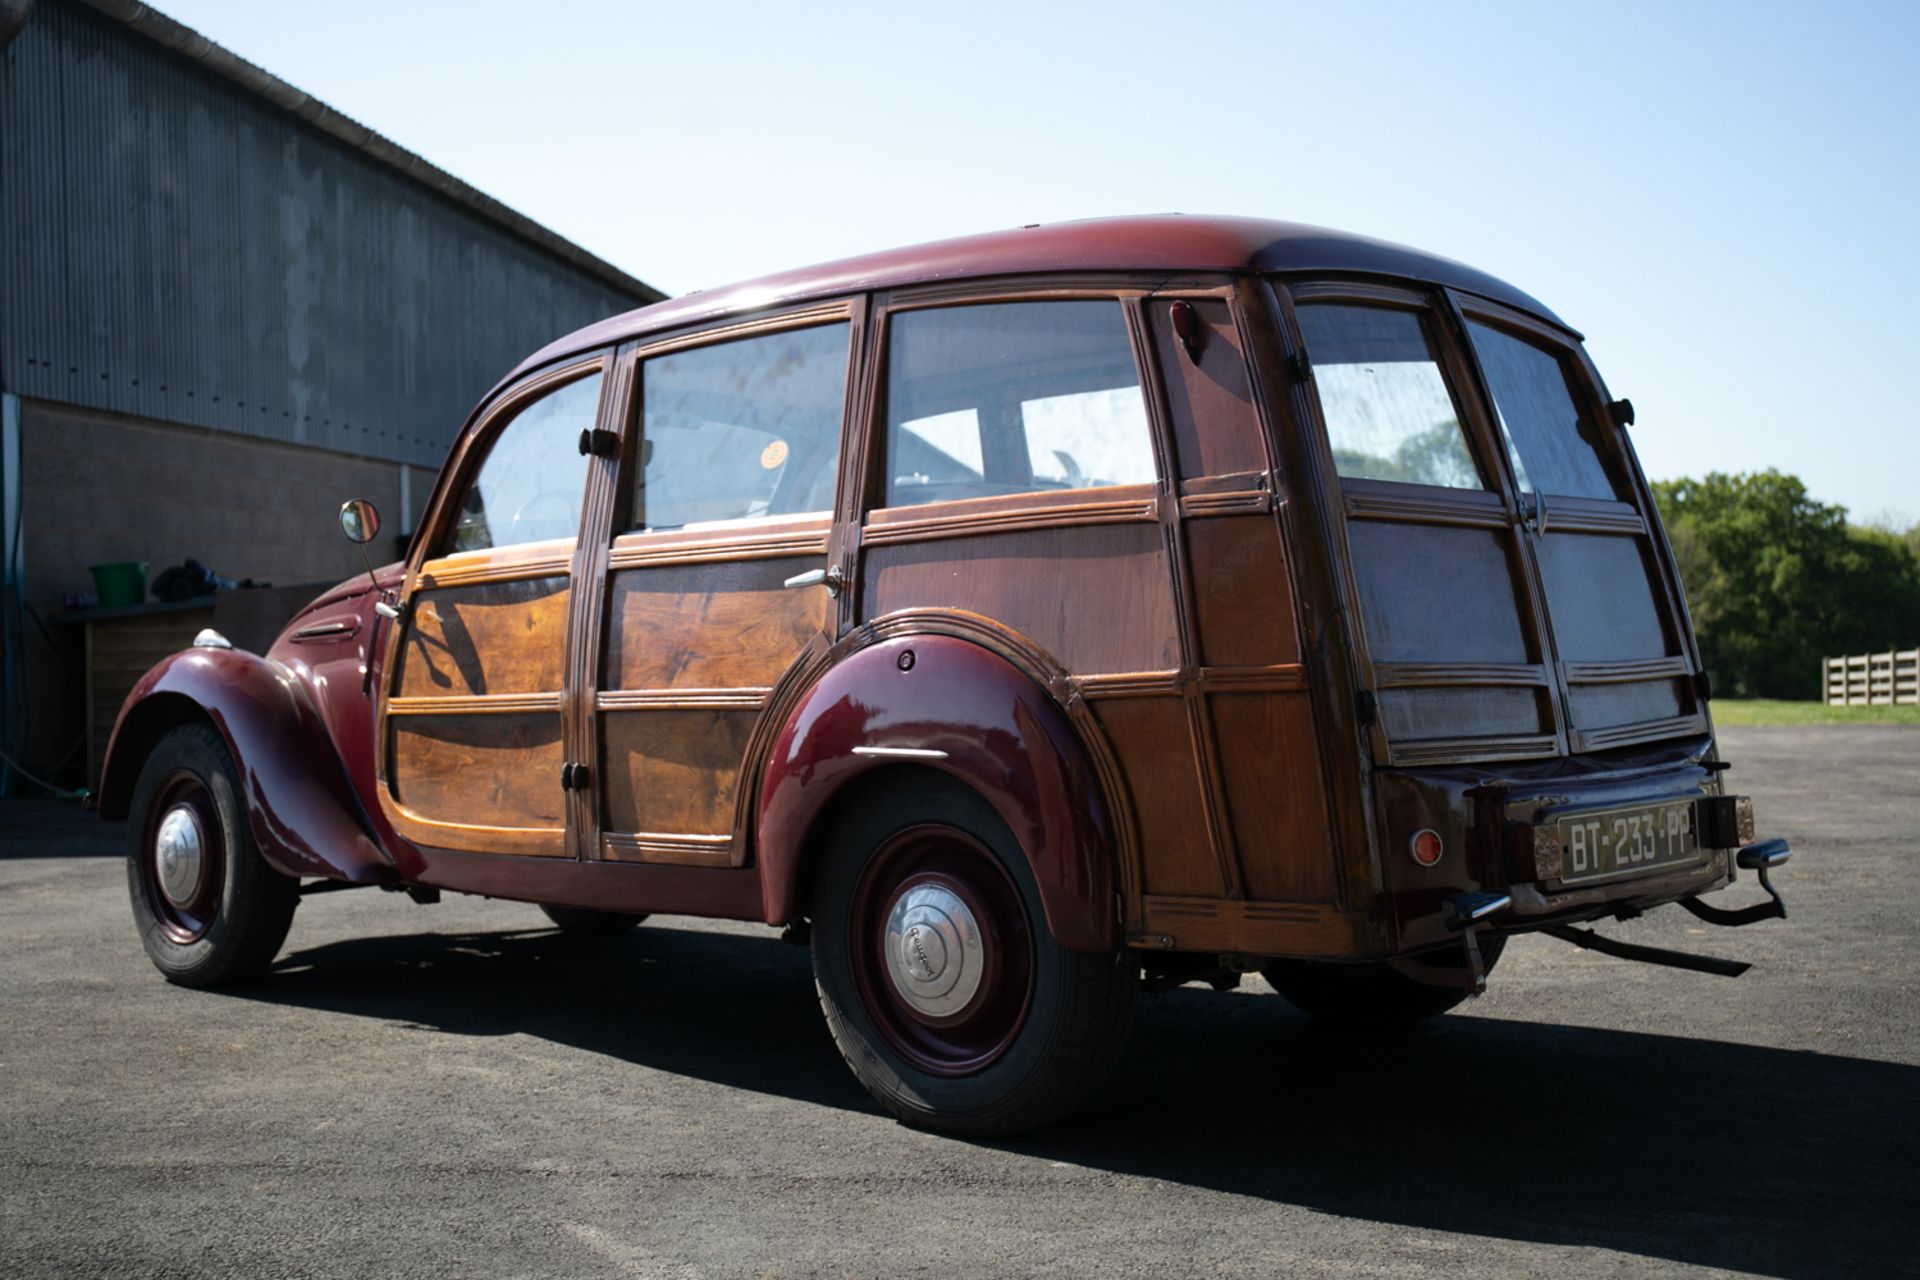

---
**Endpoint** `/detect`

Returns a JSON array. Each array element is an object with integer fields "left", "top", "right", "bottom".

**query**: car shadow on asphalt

[{"left": 243, "top": 921, "right": 1915, "bottom": 1280}]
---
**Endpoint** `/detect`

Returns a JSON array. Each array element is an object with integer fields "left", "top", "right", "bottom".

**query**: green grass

[{"left": 1711, "top": 699, "right": 1920, "bottom": 726}]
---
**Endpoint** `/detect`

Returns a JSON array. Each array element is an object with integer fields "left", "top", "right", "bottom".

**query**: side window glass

[
  {"left": 447, "top": 370, "right": 602, "bottom": 553},
  {"left": 633, "top": 323, "right": 848, "bottom": 531},
  {"left": 1297, "top": 305, "right": 1484, "bottom": 490},
  {"left": 1466, "top": 320, "right": 1620, "bottom": 500},
  {"left": 884, "top": 301, "right": 1156, "bottom": 507}
]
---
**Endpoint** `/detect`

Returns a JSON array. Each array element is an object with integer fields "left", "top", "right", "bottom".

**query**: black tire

[
  {"left": 537, "top": 904, "right": 648, "bottom": 935},
  {"left": 126, "top": 723, "right": 299, "bottom": 988},
  {"left": 811, "top": 779, "right": 1137, "bottom": 1138},
  {"left": 1262, "top": 937, "right": 1506, "bottom": 1027}
]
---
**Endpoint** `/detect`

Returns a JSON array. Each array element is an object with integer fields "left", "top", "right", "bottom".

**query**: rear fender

[
  {"left": 756, "top": 632, "right": 1115, "bottom": 951},
  {"left": 98, "top": 648, "right": 393, "bottom": 883}
]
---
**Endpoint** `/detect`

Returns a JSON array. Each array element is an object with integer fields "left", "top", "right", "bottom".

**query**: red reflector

[{"left": 1409, "top": 828, "right": 1444, "bottom": 868}]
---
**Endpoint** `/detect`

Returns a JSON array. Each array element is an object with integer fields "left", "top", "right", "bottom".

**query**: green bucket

[{"left": 89, "top": 561, "right": 149, "bottom": 608}]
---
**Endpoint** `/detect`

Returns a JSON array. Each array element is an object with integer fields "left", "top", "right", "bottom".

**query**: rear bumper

[{"left": 1373, "top": 734, "right": 1763, "bottom": 955}]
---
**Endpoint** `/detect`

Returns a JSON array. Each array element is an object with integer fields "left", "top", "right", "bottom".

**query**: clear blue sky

[{"left": 159, "top": 0, "right": 1920, "bottom": 525}]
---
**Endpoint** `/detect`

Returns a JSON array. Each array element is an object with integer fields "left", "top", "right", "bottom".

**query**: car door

[
  {"left": 589, "top": 309, "right": 855, "bottom": 867},
  {"left": 377, "top": 356, "right": 610, "bottom": 857},
  {"left": 1278, "top": 283, "right": 1566, "bottom": 766},
  {"left": 1449, "top": 292, "right": 1707, "bottom": 752}
]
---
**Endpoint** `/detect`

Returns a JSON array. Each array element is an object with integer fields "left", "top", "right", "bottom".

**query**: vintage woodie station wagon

[{"left": 102, "top": 215, "right": 1791, "bottom": 1135}]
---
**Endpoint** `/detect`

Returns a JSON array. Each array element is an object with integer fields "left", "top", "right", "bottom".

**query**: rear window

[
  {"left": 1296, "top": 305, "right": 1483, "bottom": 490},
  {"left": 1466, "top": 320, "right": 1620, "bottom": 500}
]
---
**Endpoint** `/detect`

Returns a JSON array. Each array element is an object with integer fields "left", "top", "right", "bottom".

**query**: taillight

[{"left": 1408, "top": 828, "right": 1444, "bottom": 868}]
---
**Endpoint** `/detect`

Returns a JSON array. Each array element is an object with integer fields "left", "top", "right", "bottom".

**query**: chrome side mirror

[{"left": 339, "top": 499, "right": 381, "bottom": 545}]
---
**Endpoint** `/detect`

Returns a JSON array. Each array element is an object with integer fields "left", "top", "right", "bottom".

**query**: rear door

[
  {"left": 1449, "top": 292, "right": 1706, "bottom": 752},
  {"left": 1278, "top": 281, "right": 1704, "bottom": 766},
  {"left": 1281, "top": 283, "right": 1564, "bottom": 765}
]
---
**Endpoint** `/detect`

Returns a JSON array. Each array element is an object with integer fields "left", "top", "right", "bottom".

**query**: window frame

[
  {"left": 608, "top": 301, "right": 861, "bottom": 545},
  {"left": 856, "top": 283, "right": 1171, "bottom": 530},
  {"left": 409, "top": 353, "right": 615, "bottom": 583}
]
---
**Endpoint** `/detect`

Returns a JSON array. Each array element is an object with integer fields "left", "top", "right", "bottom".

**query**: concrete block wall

[{"left": 10, "top": 398, "right": 431, "bottom": 785}]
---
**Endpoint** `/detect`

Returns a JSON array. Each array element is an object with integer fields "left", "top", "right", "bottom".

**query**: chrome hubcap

[
  {"left": 154, "top": 804, "right": 206, "bottom": 907},
  {"left": 883, "top": 883, "right": 984, "bottom": 1017}
]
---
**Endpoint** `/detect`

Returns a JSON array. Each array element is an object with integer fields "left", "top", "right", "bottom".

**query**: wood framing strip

[
  {"left": 1574, "top": 714, "right": 1707, "bottom": 751},
  {"left": 1342, "top": 487, "right": 1510, "bottom": 530},
  {"left": 1134, "top": 896, "right": 1370, "bottom": 957},
  {"left": 1074, "top": 671, "right": 1182, "bottom": 700},
  {"left": 860, "top": 496, "right": 1159, "bottom": 547},
  {"left": 607, "top": 529, "right": 829, "bottom": 571},
  {"left": 1563, "top": 656, "right": 1692, "bottom": 684},
  {"left": 601, "top": 831, "right": 735, "bottom": 867},
  {"left": 1197, "top": 664, "right": 1311, "bottom": 693},
  {"left": 1373, "top": 661, "right": 1551, "bottom": 689},
  {"left": 386, "top": 692, "right": 562, "bottom": 716},
  {"left": 1178, "top": 490, "right": 1272, "bottom": 519},
  {"left": 1387, "top": 734, "right": 1560, "bottom": 766},
  {"left": 1539, "top": 500, "right": 1646, "bottom": 536},
  {"left": 416, "top": 548, "right": 575, "bottom": 589},
  {"left": 384, "top": 809, "right": 566, "bottom": 857},
  {"left": 595, "top": 687, "right": 771, "bottom": 712}
]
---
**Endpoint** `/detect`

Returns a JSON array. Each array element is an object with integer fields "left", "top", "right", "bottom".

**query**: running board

[{"left": 1542, "top": 924, "right": 1751, "bottom": 977}]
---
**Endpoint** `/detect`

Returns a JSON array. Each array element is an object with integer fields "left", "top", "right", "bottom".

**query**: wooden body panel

[
  {"left": 394, "top": 573, "right": 570, "bottom": 698},
  {"left": 390, "top": 713, "right": 567, "bottom": 839},
  {"left": 598, "top": 706, "right": 757, "bottom": 838},
  {"left": 603, "top": 553, "right": 825, "bottom": 690},
  {"left": 862, "top": 517, "right": 1180, "bottom": 675}
]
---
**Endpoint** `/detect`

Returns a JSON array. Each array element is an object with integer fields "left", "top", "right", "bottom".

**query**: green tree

[{"left": 1651, "top": 471, "right": 1920, "bottom": 698}]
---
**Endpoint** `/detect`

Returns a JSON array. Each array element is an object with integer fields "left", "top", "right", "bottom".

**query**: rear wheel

[
  {"left": 811, "top": 780, "right": 1136, "bottom": 1138},
  {"left": 537, "top": 904, "right": 647, "bottom": 935},
  {"left": 1262, "top": 937, "right": 1506, "bottom": 1027},
  {"left": 126, "top": 723, "right": 299, "bottom": 988}
]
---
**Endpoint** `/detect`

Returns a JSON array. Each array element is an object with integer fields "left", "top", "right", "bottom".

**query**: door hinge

[
  {"left": 1288, "top": 350, "right": 1312, "bottom": 384},
  {"left": 1693, "top": 670, "right": 1712, "bottom": 703},
  {"left": 1355, "top": 688, "right": 1378, "bottom": 727},
  {"left": 560, "top": 761, "right": 592, "bottom": 790}
]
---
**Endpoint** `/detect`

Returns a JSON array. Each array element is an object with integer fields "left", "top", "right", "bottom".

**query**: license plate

[{"left": 1554, "top": 800, "right": 1699, "bottom": 887}]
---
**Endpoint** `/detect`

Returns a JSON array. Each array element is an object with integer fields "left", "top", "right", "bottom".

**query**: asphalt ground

[{"left": 1, "top": 725, "right": 1915, "bottom": 1279}]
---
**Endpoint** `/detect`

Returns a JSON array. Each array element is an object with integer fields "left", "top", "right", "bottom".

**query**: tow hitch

[
  {"left": 1543, "top": 838, "right": 1792, "bottom": 978},
  {"left": 1543, "top": 923, "right": 1752, "bottom": 977},
  {"left": 1680, "top": 838, "right": 1791, "bottom": 927}
]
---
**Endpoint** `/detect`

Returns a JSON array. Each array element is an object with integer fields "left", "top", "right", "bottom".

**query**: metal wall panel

[{"left": 0, "top": 0, "right": 650, "bottom": 469}]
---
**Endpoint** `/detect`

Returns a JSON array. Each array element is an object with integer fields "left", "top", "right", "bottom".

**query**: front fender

[
  {"left": 98, "top": 648, "right": 394, "bottom": 883},
  {"left": 757, "top": 633, "right": 1115, "bottom": 951}
]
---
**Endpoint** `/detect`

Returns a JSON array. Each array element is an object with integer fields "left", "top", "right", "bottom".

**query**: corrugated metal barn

[{"left": 0, "top": 0, "right": 663, "bottom": 792}]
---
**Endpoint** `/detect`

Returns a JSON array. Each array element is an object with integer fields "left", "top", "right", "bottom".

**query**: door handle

[{"left": 783, "top": 565, "right": 844, "bottom": 597}]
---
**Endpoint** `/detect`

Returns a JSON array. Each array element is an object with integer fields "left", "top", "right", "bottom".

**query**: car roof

[{"left": 493, "top": 214, "right": 1569, "bottom": 395}]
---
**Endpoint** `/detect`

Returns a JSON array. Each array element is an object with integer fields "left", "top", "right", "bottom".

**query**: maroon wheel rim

[
  {"left": 847, "top": 824, "right": 1034, "bottom": 1077},
  {"left": 141, "top": 770, "right": 224, "bottom": 945}
]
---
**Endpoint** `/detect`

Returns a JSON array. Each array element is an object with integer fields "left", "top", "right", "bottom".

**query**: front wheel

[
  {"left": 811, "top": 780, "right": 1136, "bottom": 1138},
  {"left": 126, "top": 723, "right": 299, "bottom": 987}
]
